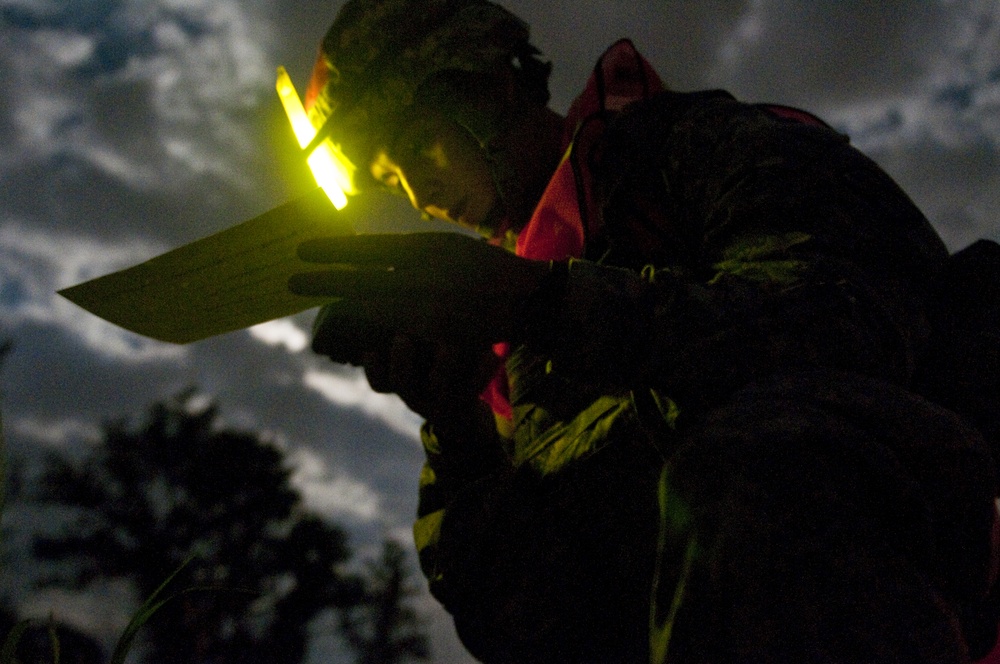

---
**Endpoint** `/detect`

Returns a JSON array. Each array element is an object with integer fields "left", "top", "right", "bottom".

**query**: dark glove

[
  {"left": 288, "top": 232, "right": 550, "bottom": 347},
  {"left": 311, "top": 302, "right": 502, "bottom": 425}
]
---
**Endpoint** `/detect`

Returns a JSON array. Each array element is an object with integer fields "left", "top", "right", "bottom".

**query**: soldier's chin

[{"left": 475, "top": 203, "right": 506, "bottom": 239}]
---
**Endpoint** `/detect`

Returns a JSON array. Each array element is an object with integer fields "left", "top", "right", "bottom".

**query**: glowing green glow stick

[{"left": 276, "top": 66, "right": 355, "bottom": 210}]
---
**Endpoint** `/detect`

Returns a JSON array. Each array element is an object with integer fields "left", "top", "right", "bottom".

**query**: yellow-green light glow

[{"left": 276, "top": 66, "right": 355, "bottom": 210}]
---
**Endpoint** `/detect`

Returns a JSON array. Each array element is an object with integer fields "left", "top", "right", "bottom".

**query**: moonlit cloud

[
  {"left": 2, "top": 0, "right": 276, "bottom": 193},
  {"left": 289, "top": 446, "right": 381, "bottom": 521},
  {"left": 126, "top": 0, "right": 275, "bottom": 185},
  {"left": 9, "top": 415, "right": 102, "bottom": 448},
  {"left": 249, "top": 318, "right": 310, "bottom": 352},
  {"left": 31, "top": 29, "right": 95, "bottom": 68},
  {"left": 713, "top": 0, "right": 765, "bottom": 74},
  {"left": 302, "top": 368, "right": 423, "bottom": 442},
  {"left": 829, "top": 0, "right": 1000, "bottom": 152},
  {"left": 19, "top": 580, "right": 137, "bottom": 646},
  {"left": 0, "top": 221, "right": 185, "bottom": 361},
  {"left": 805, "top": 0, "right": 1000, "bottom": 250}
]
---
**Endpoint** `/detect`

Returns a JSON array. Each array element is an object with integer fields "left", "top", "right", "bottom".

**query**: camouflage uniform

[
  {"left": 414, "top": 60, "right": 999, "bottom": 664},
  {"left": 306, "top": 3, "right": 1000, "bottom": 662}
]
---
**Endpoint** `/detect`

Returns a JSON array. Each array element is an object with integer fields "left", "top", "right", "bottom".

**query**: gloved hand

[
  {"left": 288, "top": 232, "right": 551, "bottom": 347},
  {"left": 290, "top": 232, "right": 547, "bottom": 422},
  {"left": 309, "top": 301, "right": 502, "bottom": 424}
]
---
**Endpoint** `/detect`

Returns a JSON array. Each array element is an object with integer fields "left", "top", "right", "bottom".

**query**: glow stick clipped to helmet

[{"left": 276, "top": 66, "right": 356, "bottom": 210}]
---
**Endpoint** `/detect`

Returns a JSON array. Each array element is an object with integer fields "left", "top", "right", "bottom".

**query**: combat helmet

[{"left": 303, "top": 0, "right": 552, "bottom": 220}]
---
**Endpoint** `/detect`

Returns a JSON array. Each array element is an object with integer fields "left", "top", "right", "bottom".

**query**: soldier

[{"left": 288, "top": 1, "right": 1000, "bottom": 661}]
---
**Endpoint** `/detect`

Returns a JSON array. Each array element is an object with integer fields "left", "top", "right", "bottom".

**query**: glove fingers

[
  {"left": 297, "top": 233, "right": 475, "bottom": 267},
  {"left": 312, "top": 304, "right": 393, "bottom": 365},
  {"left": 289, "top": 270, "right": 385, "bottom": 298},
  {"left": 318, "top": 298, "right": 491, "bottom": 344},
  {"left": 290, "top": 269, "right": 464, "bottom": 299},
  {"left": 363, "top": 334, "right": 428, "bottom": 396}
]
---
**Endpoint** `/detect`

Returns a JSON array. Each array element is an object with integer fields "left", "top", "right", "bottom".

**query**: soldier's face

[{"left": 369, "top": 109, "right": 500, "bottom": 237}]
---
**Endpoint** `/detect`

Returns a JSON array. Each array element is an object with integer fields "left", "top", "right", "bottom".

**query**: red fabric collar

[
  {"left": 482, "top": 40, "right": 665, "bottom": 420},
  {"left": 516, "top": 39, "right": 665, "bottom": 263}
]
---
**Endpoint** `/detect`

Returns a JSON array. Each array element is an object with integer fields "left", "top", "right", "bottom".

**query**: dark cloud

[
  {"left": 708, "top": 0, "right": 953, "bottom": 107},
  {"left": 505, "top": 0, "right": 753, "bottom": 109},
  {"left": 1, "top": 320, "right": 188, "bottom": 430},
  {"left": 262, "top": 0, "right": 341, "bottom": 83},
  {"left": 869, "top": 137, "right": 1000, "bottom": 249},
  {"left": 0, "top": 0, "right": 119, "bottom": 32}
]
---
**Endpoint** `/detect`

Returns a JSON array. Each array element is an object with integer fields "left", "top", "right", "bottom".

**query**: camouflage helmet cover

[{"left": 305, "top": 0, "right": 550, "bottom": 189}]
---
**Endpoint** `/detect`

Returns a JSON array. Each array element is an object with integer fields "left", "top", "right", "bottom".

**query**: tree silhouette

[
  {"left": 342, "top": 540, "right": 430, "bottom": 664},
  {"left": 31, "top": 391, "right": 364, "bottom": 663}
]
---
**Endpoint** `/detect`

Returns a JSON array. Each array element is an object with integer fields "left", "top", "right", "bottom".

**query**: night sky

[{"left": 1, "top": 1, "right": 998, "bottom": 661}]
